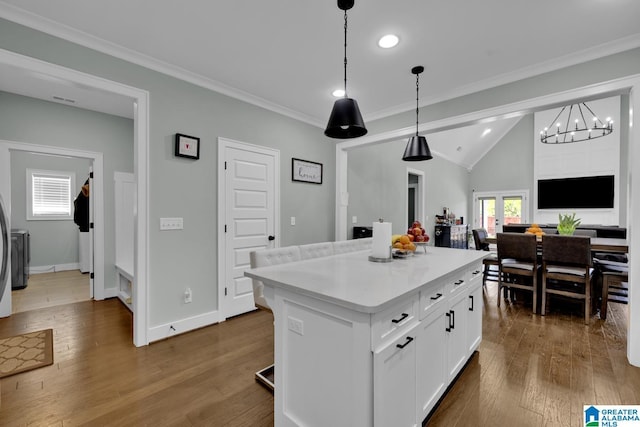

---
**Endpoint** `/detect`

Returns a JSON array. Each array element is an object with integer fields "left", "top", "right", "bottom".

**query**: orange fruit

[
  {"left": 404, "top": 243, "right": 416, "bottom": 251},
  {"left": 399, "top": 235, "right": 410, "bottom": 245},
  {"left": 407, "top": 234, "right": 415, "bottom": 242},
  {"left": 393, "top": 242, "right": 404, "bottom": 249}
]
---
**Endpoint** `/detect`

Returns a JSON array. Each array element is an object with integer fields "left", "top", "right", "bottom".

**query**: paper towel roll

[{"left": 372, "top": 221, "right": 392, "bottom": 259}]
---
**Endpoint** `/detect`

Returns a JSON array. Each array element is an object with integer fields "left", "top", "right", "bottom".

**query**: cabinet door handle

[
  {"left": 445, "top": 312, "right": 451, "bottom": 332},
  {"left": 391, "top": 313, "right": 409, "bottom": 324},
  {"left": 396, "top": 336, "right": 414, "bottom": 349},
  {"left": 469, "top": 295, "right": 474, "bottom": 311},
  {"left": 450, "top": 310, "right": 455, "bottom": 330},
  {"left": 472, "top": 270, "right": 481, "bottom": 275},
  {"left": 430, "top": 293, "right": 443, "bottom": 301},
  {"left": 454, "top": 279, "right": 464, "bottom": 286}
]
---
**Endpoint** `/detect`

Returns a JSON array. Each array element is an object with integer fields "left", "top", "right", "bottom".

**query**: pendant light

[
  {"left": 324, "top": 0, "right": 367, "bottom": 139},
  {"left": 402, "top": 66, "right": 432, "bottom": 161}
]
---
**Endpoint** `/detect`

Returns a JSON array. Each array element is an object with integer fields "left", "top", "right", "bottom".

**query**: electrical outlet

[
  {"left": 160, "top": 217, "right": 184, "bottom": 230},
  {"left": 290, "top": 216, "right": 296, "bottom": 226},
  {"left": 184, "top": 288, "right": 192, "bottom": 303},
  {"left": 287, "top": 316, "right": 304, "bottom": 335},
  {"left": 352, "top": 216, "right": 357, "bottom": 224}
]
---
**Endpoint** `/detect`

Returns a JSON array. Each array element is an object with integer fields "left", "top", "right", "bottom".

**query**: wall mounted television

[{"left": 537, "top": 175, "right": 614, "bottom": 209}]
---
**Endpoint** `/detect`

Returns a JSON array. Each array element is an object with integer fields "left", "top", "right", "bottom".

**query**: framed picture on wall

[
  {"left": 175, "top": 133, "right": 200, "bottom": 160},
  {"left": 292, "top": 158, "right": 323, "bottom": 184}
]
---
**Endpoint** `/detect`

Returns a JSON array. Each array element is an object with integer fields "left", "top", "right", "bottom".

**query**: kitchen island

[{"left": 245, "top": 246, "right": 487, "bottom": 427}]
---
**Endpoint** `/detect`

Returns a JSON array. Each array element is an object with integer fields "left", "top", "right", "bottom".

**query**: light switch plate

[
  {"left": 160, "top": 217, "right": 183, "bottom": 230},
  {"left": 290, "top": 216, "right": 296, "bottom": 226}
]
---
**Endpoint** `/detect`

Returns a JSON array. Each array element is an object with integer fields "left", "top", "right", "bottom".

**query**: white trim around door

[
  {"left": 217, "top": 137, "right": 280, "bottom": 320},
  {"left": 0, "top": 48, "right": 150, "bottom": 347}
]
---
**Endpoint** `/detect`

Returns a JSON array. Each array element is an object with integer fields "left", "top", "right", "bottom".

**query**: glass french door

[{"left": 474, "top": 191, "right": 528, "bottom": 238}]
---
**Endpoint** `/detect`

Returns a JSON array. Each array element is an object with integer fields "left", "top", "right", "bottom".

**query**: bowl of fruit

[{"left": 391, "top": 221, "right": 430, "bottom": 256}]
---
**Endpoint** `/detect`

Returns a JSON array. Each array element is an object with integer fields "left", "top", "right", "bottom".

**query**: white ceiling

[{"left": 0, "top": 0, "right": 638, "bottom": 167}]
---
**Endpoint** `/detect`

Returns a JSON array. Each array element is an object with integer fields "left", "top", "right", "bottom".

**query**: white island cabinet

[{"left": 245, "top": 246, "right": 486, "bottom": 427}]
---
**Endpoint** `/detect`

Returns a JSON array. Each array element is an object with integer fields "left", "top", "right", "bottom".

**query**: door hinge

[
  {"left": 224, "top": 224, "right": 227, "bottom": 233},
  {"left": 90, "top": 222, "right": 94, "bottom": 229},
  {"left": 225, "top": 287, "right": 228, "bottom": 296},
  {"left": 89, "top": 172, "right": 94, "bottom": 179},
  {"left": 224, "top": 161, "right": 227, "bottom": 170},
  {"left": 90, "top": 272, "right": 94, "bottom": 279}
]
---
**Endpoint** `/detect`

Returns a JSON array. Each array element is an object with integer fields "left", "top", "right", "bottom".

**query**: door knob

[{"left": 268, "top": 235, "right": 275, "bottom": 241}]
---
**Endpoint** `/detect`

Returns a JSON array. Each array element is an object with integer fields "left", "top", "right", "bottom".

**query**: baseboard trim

[
  {"left": 30, "top": 263, "right": 80, "bottom": 274},
  {"left": 148, "top": 310, "right": 221, "bottom": 343}
]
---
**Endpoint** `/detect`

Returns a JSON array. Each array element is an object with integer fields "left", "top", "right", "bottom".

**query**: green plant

[{"left": 557, "top": 213, "right": 581, "bottom": 235}]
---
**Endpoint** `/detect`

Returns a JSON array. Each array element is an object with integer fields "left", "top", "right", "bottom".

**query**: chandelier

[{"left": 540, "top": 102, "right": 613, "bottom": 144}]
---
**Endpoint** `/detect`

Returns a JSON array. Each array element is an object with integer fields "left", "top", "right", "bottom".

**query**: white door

[
  {"left": 473, "top": 190, "right": 529, "bottom": 237},
  {"left": 0, "top": 143, "right": 12, "bottom": 316},
  {"left": 219, "top": 139, "right": 279, "bottom": 319}
]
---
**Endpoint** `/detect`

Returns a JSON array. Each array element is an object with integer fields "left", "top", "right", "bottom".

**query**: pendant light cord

[
  {"left": 415, "top": 72, "right": 420, "bottom": 136},
  {"left": 343, "top": 9, "right": 348, "bottom": 97}
]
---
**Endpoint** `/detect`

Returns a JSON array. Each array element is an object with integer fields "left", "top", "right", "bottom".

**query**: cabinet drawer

[
  {"left": 445, "top": 270, "right": 467, "bottom": 296},
  {"left": 419, "top": 281, "right": 446, "bottom": 320},
  {"left": 372, "top": 296, "right": 419, "bottom": 350},
  {"left": 468, "top": 262, "right": 483, "bottom": 284}
]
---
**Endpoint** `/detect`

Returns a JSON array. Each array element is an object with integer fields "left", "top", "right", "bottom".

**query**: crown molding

[
  {"left": 0, "top": 2, "right": 324, "bottom": 128},
  {"left": 364, "top": 34, "right": 640, "bottom": 123}
]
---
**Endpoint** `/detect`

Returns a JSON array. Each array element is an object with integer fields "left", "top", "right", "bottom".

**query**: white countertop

[{"left": 245, "top": 246, "right": 488, "bottom": 313}]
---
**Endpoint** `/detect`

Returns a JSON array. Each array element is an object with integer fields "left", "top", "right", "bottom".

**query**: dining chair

[
  {"left": 541, "top": 235, "right": 594, "bottom": 324},
  {"left": 497, "top": 232, "right": 539, "bottom": 313},
  {"left": 472, "top": 228, "right": 499, "bottom": 288},
  {"left": 601, "top": 270, "right": 628, "bottom": 320},
  {"left": 249, "top": 245, "right": 302, "bottom": 391}
]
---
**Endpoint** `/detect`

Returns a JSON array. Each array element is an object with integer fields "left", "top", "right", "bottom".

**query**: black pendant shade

[
  {"left": 402, "top": 65, "right": 432, "bottom": 161},
  {"left": 325, "top": 97, "right": 367, "bottom": 139},
  {"left": 325, "top": 0, "right": 367, "bottom": 139},
  {"left": 402, "top": 135, "right": 433, "bottom": 161}
]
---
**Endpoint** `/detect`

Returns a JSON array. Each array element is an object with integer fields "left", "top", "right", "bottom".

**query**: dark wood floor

[{"left": 0, "top": 281, "right": 637, "bottom": 426}]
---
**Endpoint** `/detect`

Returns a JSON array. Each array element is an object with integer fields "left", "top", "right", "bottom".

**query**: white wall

[{"left": 533, "top": 96, "right": 621, "bottom": 225}]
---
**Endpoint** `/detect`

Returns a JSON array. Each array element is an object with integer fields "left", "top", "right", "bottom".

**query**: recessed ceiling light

[
  {"left": 482, "top": 128, "right": 492, "bottom": 137},
  {"left": 378, "top": 34, "right": 399, "bottom": 49},
  {"left": 332, "top": 89, "right": 345, "bottom": 97}
]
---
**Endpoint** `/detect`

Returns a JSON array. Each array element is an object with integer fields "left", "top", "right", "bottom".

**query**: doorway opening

[
  {"left": 0, "top": 48, "right": 149, "bottom": 346},
  {"left": 407, "top": 168, "right": 425, "bottom": 229},
  {"left": 0, "top": 142, "right": 104, "bottom": 314}
]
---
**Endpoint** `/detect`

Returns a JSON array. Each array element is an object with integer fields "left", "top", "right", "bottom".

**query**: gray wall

[
  {"left": 10, "top": 150, "right": 90, "bottom": 269},
  {"left": 0, "top": 18, "right": 335, "bottom": 327},
  {"left": 0, "top": 91, "right": 134, "bottom": 286},
  {"left": 348, "top": 140, "right": 469, "bottom": 239},
  {"left": 469, "top": 115, "right": 535, "bottom": 220}
]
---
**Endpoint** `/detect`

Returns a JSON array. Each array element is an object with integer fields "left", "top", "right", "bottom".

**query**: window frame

[{"left": 26, "top": 168, "right": 76, "bottom": 221}]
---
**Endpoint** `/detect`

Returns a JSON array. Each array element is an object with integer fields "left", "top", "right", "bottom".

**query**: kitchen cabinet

[
  {"left": 374, "top": 323, "right": 419, "bottom": 427},
  {"left": 246, "top": 247, "right": 487, "bottom": 427},
  {"left": 416, "top": 303, "right": 448, "bottom": 422}
]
